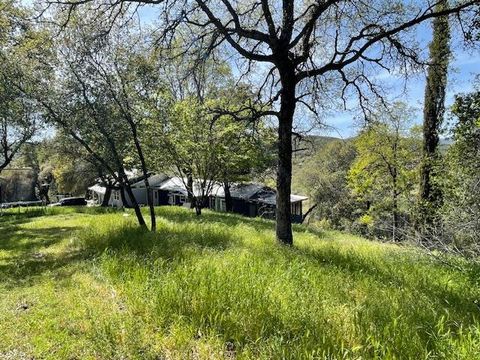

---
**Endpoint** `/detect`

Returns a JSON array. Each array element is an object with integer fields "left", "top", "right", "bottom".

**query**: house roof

[
  {"left": 255, "top": 194, "right": 309, "bottom": 205},
  {"left": 158, "top": 177, "right": 188, "bottom": 195},
  {"left": 131, "top": 173, "right": 170, "bottom": 188},
  {"left": 213, "top": 182, "right": 307, "bottom": 204},
  {"left": 88, "top": 184, "right": 107, "bottom": 195},
  {"left": 89, "top": 173, "right": 308, "bottom": 204}
]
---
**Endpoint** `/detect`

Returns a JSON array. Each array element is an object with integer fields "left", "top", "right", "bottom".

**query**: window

[
  {"left": 219, "top": 199, "right": 226, "bottom": 212},
  {"left": 168, "top": 193, "right": 187, "bottom": 205},
  {"left": 113, "top": 191, "right": 120, "bottom": 201},
  {"left": 291, "top": 202, "right": 302, "bottom": 216}
]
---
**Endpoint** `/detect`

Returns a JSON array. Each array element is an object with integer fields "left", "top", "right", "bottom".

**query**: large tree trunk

[
  {"left": 224, "top": 180, "right": 233, "bottom": 212},
  {"left": 276, "top": 64, "right": 296, "bottom": 246},
  {"left": 101, "top": 185, "right": 112, "bottom": 207},
  {"left": 187, "top": 174, "right": 196, "bottom": 209},
  {"left": 119, "top": 172, "right": 147, "bottom": 228},
  {"left": 419, "top": 0, "right": 450, "bottom": 227}
]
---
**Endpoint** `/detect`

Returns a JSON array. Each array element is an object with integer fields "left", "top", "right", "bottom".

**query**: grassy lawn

[{"left": 0, "top": 206, "right": 479, "bottom": 359}]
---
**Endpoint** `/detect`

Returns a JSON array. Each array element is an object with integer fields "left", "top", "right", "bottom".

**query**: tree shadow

[
  {"left": 287, "top": 243, "right": 480, "bottom": 330},
  {"left": 0, "top": 226, "right": 80, "bottom": 253},
  {"left": 77, "top": 220, "right": 241, "bottom": 262},
  {"left": 153, "top": 207, "right": 327, "bottom": 239},
  {"left": 0, "top": 249, "right": 86, "bottom": 290},
  {"left": 0, "top": 223, "right": 85, "bottom": 289}
]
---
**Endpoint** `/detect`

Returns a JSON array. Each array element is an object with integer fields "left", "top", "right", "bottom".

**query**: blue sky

[{"left": 323, "top": 47, "right": 480, "bottom": 138}]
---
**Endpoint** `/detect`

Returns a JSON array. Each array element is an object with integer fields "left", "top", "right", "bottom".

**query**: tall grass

[{"left": 1, "top": 206, "right": 479, "bottom": 359}]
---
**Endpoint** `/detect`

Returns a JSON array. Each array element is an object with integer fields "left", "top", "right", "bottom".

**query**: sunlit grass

[{"left": 1, "top": 206, "right": 479, "bottom": 359}]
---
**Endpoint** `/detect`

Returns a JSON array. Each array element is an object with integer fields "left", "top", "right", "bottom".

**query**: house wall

[
  {"left": 110, "top": 190, "right": 123, "bottom": 208},
  {"left": 232, "top": 199, "right": 250, "bottom": 216},
  {"left": 94, "top": 178, "right": 306, "bottom": 223},
  {"left": 157, "top": 190, "right": 170, "bottom": 206},
  {"left": 131, "top": 188, "right": 147, "bottom": 206}
]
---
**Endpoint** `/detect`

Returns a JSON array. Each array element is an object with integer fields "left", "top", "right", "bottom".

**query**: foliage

[
  {"left": 297, "top": 140, "right": 357, "bottom": 228},
  {"left": 419, "top": 0, "right": 451, "bottom": 226},
  {"left": 1, "top": 206, "right": 479, "bottom": 359},
  {"left": 348, "top": 103, "right": 421, "bottom": 240},
  {"left": 0, "top": 1, "right": 42, "bottom": 172},
  {"left": 439, "top": 88, "right": 480, "bottom": 252},
  {"left": 146, "top": 58, "right": 276, "bottom": 214}
]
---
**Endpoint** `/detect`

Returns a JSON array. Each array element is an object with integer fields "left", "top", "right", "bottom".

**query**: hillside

[
  {"left": 292, "top": 135, "right": 342, "bottom": 166},
  {"left": 1, "top": 207, "right": 479, "bottom": 359}
]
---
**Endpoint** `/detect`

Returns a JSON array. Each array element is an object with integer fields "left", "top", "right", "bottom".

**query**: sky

[{"left": 323, "top": 47, "right": 480, "bottom": 138}]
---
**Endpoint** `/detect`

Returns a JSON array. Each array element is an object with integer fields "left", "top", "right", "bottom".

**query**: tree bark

[
  {"left": 129, "top": 125, "right": 156, "bottom": 231},
  {"left": 224, "top": 180, "right": 233, "bottom": 212},
  {"left": 392, "top": 172, "right": 399, "bottom": 242},
  {"left": 101, "top": 185, "right": 112, "bottom": 207},
  {"left": 195, "top": 199, "right": 202, "bottom": 216},
  {"left": 301, "top": 203, "right": 318, "bottom": 224},
  {"left": 275, "top": 63, "right": 296, "bottom": 246},
  {"left": 122, "top": 182, "right": 147, "bottom": 228},
  {"left": 187, "top": 173, "right": 196, "bottom": 209},
  {"left": 119, "top": 172, "right": 147, "bottom": 228}
]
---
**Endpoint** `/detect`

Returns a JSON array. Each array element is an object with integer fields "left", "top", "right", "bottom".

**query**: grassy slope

[{"left": 0, "top": 207, "right": 479, "bottom": 359}]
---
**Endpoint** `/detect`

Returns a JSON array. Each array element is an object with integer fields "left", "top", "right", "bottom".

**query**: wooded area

[
  {"left": 1, "top": 0, "right": 479, "bottom": 252},
  {"left": 1, "top": 1, "right": 480, "bottom": 358}
]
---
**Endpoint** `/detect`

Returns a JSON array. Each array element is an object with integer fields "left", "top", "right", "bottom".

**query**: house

[
  {"left": 88, "top": 174, "right": 308, "bottom": 223},
  {"left": 209, "top": 183, "right": 308, "bottom": 223},
  {"left": 87, "top": 170, "right": 160, "bottom": 208}
]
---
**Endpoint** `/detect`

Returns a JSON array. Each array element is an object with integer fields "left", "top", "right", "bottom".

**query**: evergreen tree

[{"left": 419, "top": 0, "right": 451, "bottom": 227}]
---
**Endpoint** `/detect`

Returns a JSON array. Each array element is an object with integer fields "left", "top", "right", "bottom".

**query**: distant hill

[{"left": 292, "top": 135, "right": 343, "bottom": 165}]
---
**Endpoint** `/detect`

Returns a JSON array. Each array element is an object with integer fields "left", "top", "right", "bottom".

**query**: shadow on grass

[
  {"left": 290, "top": 243, "right": 480, "bottom": 328},
  {"left": 2, "top": 206, "right": 479, "bottom": 358},
  {"left": 0, "top": 208, "right": 121, "bottom": 288},
  {"left": 78, "top": 219, "right": 241, "bottom": 262},
  {"left": 152, "top": 206, "right": 327, "bottom": 239},
  {"left": 0, "top": 224, "right": 87, "bottom": 289},
  {"left": 0, "top": 206, "right": 119, "bottom": 226}
]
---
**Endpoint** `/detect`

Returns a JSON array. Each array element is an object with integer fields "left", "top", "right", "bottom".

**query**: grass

[{"left": 0, "top": 206, "right": 479, "bottom": 359}]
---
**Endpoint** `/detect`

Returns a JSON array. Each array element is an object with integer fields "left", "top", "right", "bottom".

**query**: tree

[
  {"left": 208, "top": 85, "right": 277, "bottom": 212},
  {"left": 32, "top": 17, "right": 159, "bottom": 228},
  {"left": 297, "top": 140, "right": 356, "bottom": 228},
  {"left": 440, "top": 86, "right": 480, "bottom": 251},
  {"left": 419, "top": 0, "right": 451, "bottom": 227},
  {"left": 156, "top": 97, "right": 220, "bottom": 215},
  {"left": 0, "top": 1, "right": 39, "bottom": 174},
  {"left": 21, "top": 135, "right": 101, "bottom": 197},
  {"left": 348, "top": 103, "right": 421, "bottom": 241},
  {"left": 51, "top": 0, "right": 479, "bottom": 245}
]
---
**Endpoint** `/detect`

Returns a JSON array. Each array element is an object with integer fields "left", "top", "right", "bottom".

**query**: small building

[
  {"left": 209, "top": 183, "right": 308, "bottom": 223},
  {"left": 88, "top": 174, "right": 308, "bottom": 223}
]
